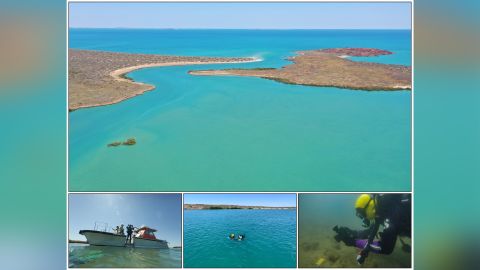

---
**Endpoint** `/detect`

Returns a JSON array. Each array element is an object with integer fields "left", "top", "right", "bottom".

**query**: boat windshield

[{"left": 136, "top": 229, "right": 156, "bottom": 239}]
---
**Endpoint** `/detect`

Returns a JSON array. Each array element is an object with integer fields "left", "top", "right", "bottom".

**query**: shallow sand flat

[
  {"left": 189, "top": 48, "right": 412, "bottom": 91},
  {"left": 68, "top": 49, "right": 257, "bottom": 111}
]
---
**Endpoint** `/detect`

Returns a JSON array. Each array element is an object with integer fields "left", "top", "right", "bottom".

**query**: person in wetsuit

[
  {"left": 333, "top": 194, "right": 411, "bottom": 265},
  {"left": 125, "top": 224, "right": 135, "bottom": 244},
  {"left": 237, "top": 234, "right": 245, "bottom": 241}
]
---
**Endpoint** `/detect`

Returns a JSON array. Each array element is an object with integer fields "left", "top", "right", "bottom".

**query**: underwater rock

[
  {"left": 107, "top": 141, "right": 122, "bottom": 147},
  {"left": 107, "top": 138, "right": 136, "bottom": 147},
  {"left": 122, "top": 138, "right": 136, "bottom": 145}
]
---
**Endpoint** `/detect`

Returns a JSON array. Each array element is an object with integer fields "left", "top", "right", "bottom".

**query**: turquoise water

[
  {"left": 68, "top": 244, "right": 181, "bottom": 268},
  {"left": 69, "top": 29, "right": 411, "bottom": 191},
  {"left": 299, "top": 194, "right": 411, "bottom": 267},
  {"left": 183, "top": 209, "right": 296, "bottom": 268}
]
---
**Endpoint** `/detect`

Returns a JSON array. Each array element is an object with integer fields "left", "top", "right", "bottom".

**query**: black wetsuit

[
  {"left": 126, "top": 225, "right": 134, "bottom": 244},
  {"left": 357, "top": 194, "right": 411, "bottom": 255}
]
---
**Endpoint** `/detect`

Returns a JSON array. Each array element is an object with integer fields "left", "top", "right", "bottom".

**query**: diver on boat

[
  {"left": 333, "top": 194, "right": 411, "bottom": 265},
  {"left": 229, "top": 233, "right": 235, "bottom": 240},
  {"left": 119, "top": 224, "right": 125, "bottom": 235},
  {"left": 125, "top": 224, "right": 135, "bottom": 244}
]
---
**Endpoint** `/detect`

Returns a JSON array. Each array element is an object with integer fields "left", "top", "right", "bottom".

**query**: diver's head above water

[
  {"left": 355, "top": 194, "right": 376, "bottom": 225},
  {"left": 228, "top": 233, "right": 245, "bottom": 241}
]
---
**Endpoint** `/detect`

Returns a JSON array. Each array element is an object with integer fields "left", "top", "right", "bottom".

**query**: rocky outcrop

[{"left": 190, "top": 48, "right": 411, "bottom": 91}]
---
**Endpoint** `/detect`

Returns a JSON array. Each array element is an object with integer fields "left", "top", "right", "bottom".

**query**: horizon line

[
  {"left": 69, "top": 27, "right": 411, "bottom": 30},
  {"left": 184, "top": 203, "right": 296, "bottom": 207}
]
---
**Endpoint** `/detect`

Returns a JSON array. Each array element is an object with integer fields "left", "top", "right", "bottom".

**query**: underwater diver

[{"left": 333, "top": 194, "right": 411, "bottom": 265}]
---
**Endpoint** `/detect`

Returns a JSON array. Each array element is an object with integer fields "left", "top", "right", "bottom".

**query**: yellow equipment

[{"left": 355, "top": 194, "right": 376, "bottom": 220}]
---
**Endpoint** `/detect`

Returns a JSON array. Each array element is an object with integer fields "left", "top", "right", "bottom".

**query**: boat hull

[
  {"left": 133, "top": 237, "right": 168, "bottom": 249},
  {"left": 79, "top": 230, "right": 126, "bottom": 247}
]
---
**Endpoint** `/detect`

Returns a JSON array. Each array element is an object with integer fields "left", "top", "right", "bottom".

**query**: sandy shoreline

[
  {"left": 68, "top": 49, "right": 259, "bottom": 111},
  {"left": 110, "top": 60, "right": 261, "bottom": 83},
  {"left": 78, "top": 60, "right": 260, "bottom": 110}
]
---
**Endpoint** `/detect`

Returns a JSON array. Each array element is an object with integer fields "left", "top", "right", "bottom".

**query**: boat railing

[{"left": 94, "top": 221, "right": 109, "bottom": 232}]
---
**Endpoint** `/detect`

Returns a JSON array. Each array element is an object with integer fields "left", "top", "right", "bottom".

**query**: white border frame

[{"left": 66, "top": 1, "right": 415, "bottom": 269}]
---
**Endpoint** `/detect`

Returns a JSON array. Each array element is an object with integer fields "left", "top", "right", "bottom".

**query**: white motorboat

[
  {"left": 79, "top": 224, "right": 168, "bottom": 249},
  {"left": 79, "top": 230, "right": 126, "bottom": 247}
]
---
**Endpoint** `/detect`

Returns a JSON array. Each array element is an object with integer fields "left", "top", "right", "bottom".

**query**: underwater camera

[{"left": 332, "top": 225, "right": 356, "bottom": 246}]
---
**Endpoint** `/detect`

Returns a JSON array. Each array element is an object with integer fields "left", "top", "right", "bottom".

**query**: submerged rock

[
  {"left": 107, "top": 138, "right": 136, "bottom": 147},
  {"left": 122, "top": 138, "right": 136, "bottom": 145},
  {"left": 107, "top": 141, "right": 122, "bottom": 147}
]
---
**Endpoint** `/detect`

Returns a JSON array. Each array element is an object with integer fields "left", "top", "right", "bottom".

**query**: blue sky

[
  {"left": 69, "top": 2, "right": 411, "bottom": 29},
  {"left": 184, "top": 193, "right": 296, "bottom": 207},
  {"left": 69, "top": 194, "right": 182, "bottom": 246}
]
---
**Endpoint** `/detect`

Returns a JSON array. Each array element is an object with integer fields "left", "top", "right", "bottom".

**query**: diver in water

[
  {"left": 237, "top": 234, "right": 245, "bottom": 241},
  {"left": 333, "top": 194, "right": 411, "bottom": 265},
  {"left": 125, "top": 224, "right": 135, "bottom": 245},
  {"left": 229, "top": 233, "right": 235, "bottom": 240}
]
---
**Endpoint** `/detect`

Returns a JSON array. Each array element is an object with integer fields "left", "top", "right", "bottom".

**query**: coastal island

[
  {"left": 184, "top": 204, "right": 295, "bottom": 210},
  {"left": 69, "top": 48, "right": 410, "bottom": 111},
  {"left": 68, "top": 49, "right": 258, "bottom": 111},
  {"left": 189, "top": 48, "right": 411, "bottom": 91}
]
